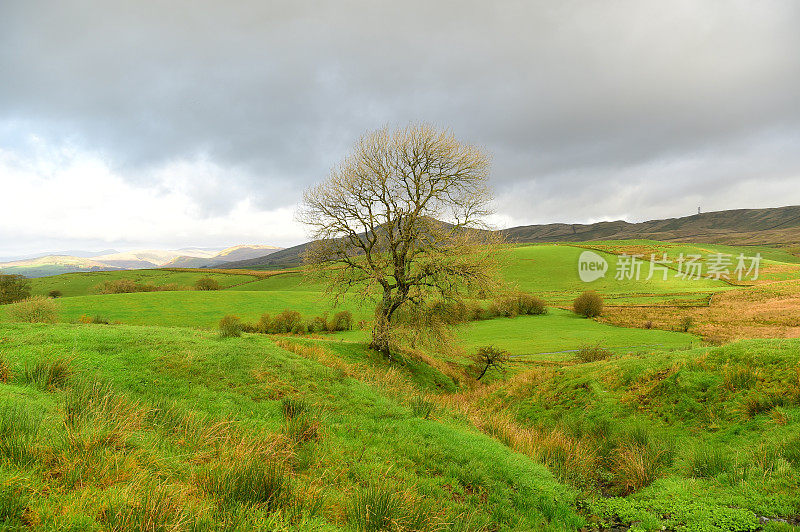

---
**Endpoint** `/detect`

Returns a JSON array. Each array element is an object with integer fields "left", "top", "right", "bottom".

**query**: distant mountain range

[
  {"left": 217, "top": 205, "right": 800, "bottom": 269},
  {"left": 4, "top": 206, "right": 799, "bottom": 278},
  {"left": 0, "top": 245, "right": 282, "bottom": 277}
]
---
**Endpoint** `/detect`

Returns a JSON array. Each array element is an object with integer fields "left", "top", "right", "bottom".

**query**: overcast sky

[{"left": 1, "top": 0, "right": 799, "bottom": 257}]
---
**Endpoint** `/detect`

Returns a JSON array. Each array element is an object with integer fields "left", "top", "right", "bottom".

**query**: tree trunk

[{"left": 370, "top": 297, "right": 393, "bottom": 360}]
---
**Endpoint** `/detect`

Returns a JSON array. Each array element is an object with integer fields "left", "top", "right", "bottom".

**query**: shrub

[
  {"left": 679, "top": 315, "right": 694, "bottom": 332},
  {"left": 194, "top": 277, "right": 220, "bottom": 291},
  {"left": 516, "top": 293, "right": 547, "bottom": 315},
  {"left": 575, "top": 344, "right": 611, "bottom": 363},
  {"left": 330, "top": 310, "right": 354, "bottom": 331},
  {"left": 347, "top": 484, "right": 403, "bottom": 532},
  {"left": 218, "top": 315, "right": 242, "bottom": 338},
  {"left": 271, "top": 310, "right": 303, "bottom": 334},
  {"left": 488, "top": 297, "right": 519, "bottom": 318},
  {"left": 255, "top": 313, "right": 273, "bottom": 334},
  {"left": 47, "top": 289, "right": 62, "bottom": 299},
  {"left": 23, "top": 358, "right": 71, "bottom": 390},
  {"left": 643, "top": 320, "right": 653, "bottom": 329},
  {"left": 308, "top": 314, "right": 329, "bottom": 333},
  {"left": 7, "top": 296, "right": 58, "bottom": 323},
  {"left": 291, "top": 323, "right": 307, "bottom": 334},
  {"left": 573, "top": 290, "right": 603, "bottom": 318},
  {"left": 93, "top": 279, "right": 155, "bottom": 294},
  {"left": 203, "top": 460, "right": 288, "bottom": 510},
  {"left": 0, "top": 274, "right": 31, "bottom": 304}
]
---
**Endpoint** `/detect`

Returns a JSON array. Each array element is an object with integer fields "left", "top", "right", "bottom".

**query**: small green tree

[{"left": 0, "top": 274, "right": 31, "bottom": 304}]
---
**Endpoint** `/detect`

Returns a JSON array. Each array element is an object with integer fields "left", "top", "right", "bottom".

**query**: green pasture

[{"left": 29, "top": 269, "right": 259, "bottom": 297}]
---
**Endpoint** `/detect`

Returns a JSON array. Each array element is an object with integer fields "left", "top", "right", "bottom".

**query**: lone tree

[
  {"left": 470, "top": 345, "right": 511, "bottom": 380},
  {"left": 299, "top": 124, "right": 501, "bottom": 358},
  {"left": 0, "top": 274, "right": 31, "bottom": 304}
]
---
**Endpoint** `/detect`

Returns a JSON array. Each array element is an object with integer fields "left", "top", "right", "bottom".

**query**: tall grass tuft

[
  {"left": 0, "top": 482, "right": 28, "bottom": 529},
  {"left": 203, "top": 459, "right": 289, "bottom": 510},
  {"left": 0, "top": 404, "right": 41, "bottom": 466},
  {"left": 102, "top": 483, "right": 191, "bottom": 531},
  {"left": 410, "top": 395, "right": 434, "bottom": 419},
  {"left": 0, "top": 355, "right": 11, "bottom": 383},
  {"left": 284, "top": 413, "right": 321, "bottom": 444},
  {"left": 23, "top": 357, "right": 72, "bottom": 390},
  {"left": 783, "top": 435, "right": 800, "bottom": 467},
  {"left": 347, "top": 484, "right": 403, "bottom": 532},
  {"left": 689, "top": 443, "right": 734, "bottom": 478},
  {"left": 281, "top": 397, "right": 308, "bottom": 420}
]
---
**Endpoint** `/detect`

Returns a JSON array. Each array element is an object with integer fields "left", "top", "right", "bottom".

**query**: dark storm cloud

[{"left": 1, "top": 0, "right": 799, "bottom": 223}]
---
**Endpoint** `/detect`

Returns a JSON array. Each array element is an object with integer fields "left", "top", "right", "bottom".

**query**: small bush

[
  {"left": 410, "top": 395, "right": 434, "bottom": 419},
  {"left": 291, "top": 323, "right": 307, "bottom": 335},
  {"left": 271, "top": 310, "right": 303, "bottom": 334},
  {"left": 23, "top": 358, "right": 72, "bottom": 390},
  {"left": 218, "top": 315, "right": 242, "bottom": 338},
  {"left": 94, "top": 279, "right": 155, "bottom": 294},
  {"left": 330, "top": 310, "right": 354, "bottom": 331},
  {"left": 7, "top": 296, "right": 58, "bottom": 323},
  {"left": 573, "top": 290, "right": 603, "bottom": 318},
  {"left": 643, "top": 320, "right": 653, "bottom": 329},
  {"left": 47, "top": 289, "right": 62, "bottom": 298},
  {"left": 308, "top": 314, "right": 330, "bottom": 333},
  {"left": 516, "top": 293, "right": 547, "bottom": 315},
  {"left": 194, "top": 277, "right": 220, "bottom": 291},
  {"left": 679, "top": 315, "right": 694, "bottom": 332},
  {"left": 254, "top": 313, "right": 272, "bottom": 334},
  {"left": 575, "top": 344, "right": 611, "bottom": 363},
  {"left": 281, "top": 397, "right": 308, "bottom": 420},
  {"left": 347, "top": 484, "right": 403, "bottom": 532}
]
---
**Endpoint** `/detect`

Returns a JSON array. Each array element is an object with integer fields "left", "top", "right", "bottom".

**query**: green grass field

[
  {"left": 30, "top": 269, "right": 260, "bottom": 297},
  {"left": 2, "top": 240, "right": 800, "bottom": 530}
]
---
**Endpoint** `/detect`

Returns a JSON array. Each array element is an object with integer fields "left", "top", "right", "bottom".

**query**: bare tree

[
  {"left": 298, "top": 124, "right": 502, "bottom": 358},
  {"left": 470, "top": 345, "right": 511, "bottom": 380}
]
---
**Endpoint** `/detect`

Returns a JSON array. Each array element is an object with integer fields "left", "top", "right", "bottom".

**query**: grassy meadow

[{"left": 1, "top": 240, "right": 799, "bottom": 530}]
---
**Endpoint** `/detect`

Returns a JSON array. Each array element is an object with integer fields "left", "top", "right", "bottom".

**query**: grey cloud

[{"left": 1, "top": 0, "right": 799, "bottom": 224}]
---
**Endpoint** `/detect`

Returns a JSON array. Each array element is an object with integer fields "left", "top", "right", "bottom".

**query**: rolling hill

[
  {"left": 0, "top": 245, "right": 282, "bottom": 277},
  {"left": 217, "top": 205, "right": 800, "bottom": 269}
]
